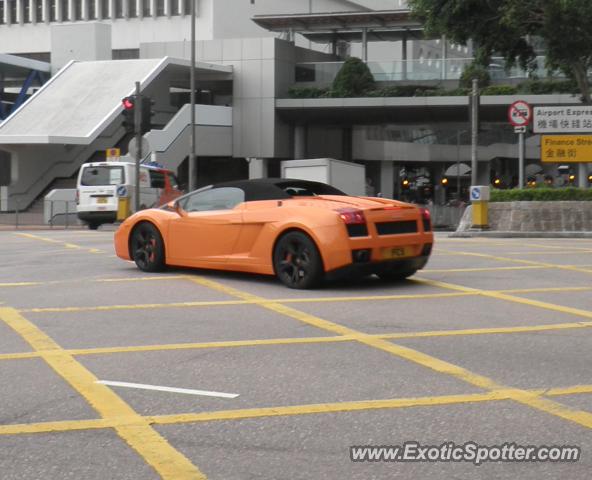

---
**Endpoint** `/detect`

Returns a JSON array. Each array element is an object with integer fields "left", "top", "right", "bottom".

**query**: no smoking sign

[{"left": 508, "top": 100, "right": 532, "bottom": 127}]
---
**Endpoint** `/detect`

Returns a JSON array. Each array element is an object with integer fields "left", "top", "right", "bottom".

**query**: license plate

[
  {"left": 382, "top": 246, "right": 414, "bottom": 259},
  {"left": 96, "top": 197, "right": 107, "bottom": 204}
]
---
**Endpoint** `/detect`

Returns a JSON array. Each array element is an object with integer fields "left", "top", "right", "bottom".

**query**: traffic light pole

[
  {"left": 188, "top": 0, "right": 196, "bottom": 192},
  {"left": 134, "top": 81, "right": 142, "bottom": 212}
]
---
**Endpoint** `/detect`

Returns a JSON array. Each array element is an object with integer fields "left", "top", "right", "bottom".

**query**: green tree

[
  {"left": 331, "top": 57, "right": 375, "bottom": 97},
  {"left": 408, "top": 0, "right": 592, "bottom": 103}
]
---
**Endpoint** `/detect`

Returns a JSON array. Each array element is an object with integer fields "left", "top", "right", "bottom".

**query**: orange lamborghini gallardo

[{"left": 114, "top": 178, "right": 433, "bottom": 288}]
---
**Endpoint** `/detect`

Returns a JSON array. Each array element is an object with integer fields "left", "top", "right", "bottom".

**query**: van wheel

[
  {"left": 130, "top": 222, "right": 166, "bottom": 272},
  {"left": 87, "top": 222, "right": 100, "bottom": 230}
]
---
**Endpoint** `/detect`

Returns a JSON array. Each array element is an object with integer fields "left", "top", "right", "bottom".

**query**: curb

[{"left": 450, "top": 231, "right": 592, "bottom": 238}]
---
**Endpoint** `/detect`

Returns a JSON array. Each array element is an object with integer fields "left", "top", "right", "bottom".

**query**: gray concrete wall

[
  {"left": 458, "top": 202, "right": 592, "bottom": 232},
  {"left": 141, "top": 37, "right": 303, "bottom": 159},
  {"left": 51, "top": 23, "right": 112, "bottom": 72}
]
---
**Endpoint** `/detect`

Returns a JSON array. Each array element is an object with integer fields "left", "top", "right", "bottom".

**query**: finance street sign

[
  {"left": 533, "top": 106, "right": 592, "bottom": 133},
  {"left": 540, "top": 135, "right": 592, "bottom": 163}
]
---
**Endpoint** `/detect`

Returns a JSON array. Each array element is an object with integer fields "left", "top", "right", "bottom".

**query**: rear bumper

[
  {"left": 77, "top": 211, "right": 117, "bottom": 224},
  {"left": 325, "top": 254, "right": 430, "bottom": 281}
]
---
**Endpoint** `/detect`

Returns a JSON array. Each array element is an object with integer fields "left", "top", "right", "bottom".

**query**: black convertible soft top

[{"left": 212, "top": 178, "right": 347, "bottom": 202}]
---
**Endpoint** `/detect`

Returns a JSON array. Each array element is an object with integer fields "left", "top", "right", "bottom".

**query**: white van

[{"left": 76, "top": 161, "right": 182, "bottom": 229}]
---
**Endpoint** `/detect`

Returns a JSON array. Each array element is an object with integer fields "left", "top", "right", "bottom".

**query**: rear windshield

[{"left": 80, "top": 166, "right": 125, "bottom": 186}]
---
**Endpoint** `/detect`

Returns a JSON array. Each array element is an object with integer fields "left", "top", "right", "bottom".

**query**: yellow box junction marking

[
  {"left": 0, "top": 307, "right": 205, "bottom": 480},
  {"left": 12, "top": 232, "right": 105, "bottom": 254},
  {"left": 187, "top": 276, "right": 592, "bottom": 432}
]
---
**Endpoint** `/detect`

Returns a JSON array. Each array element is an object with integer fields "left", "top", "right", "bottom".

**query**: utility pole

[
  {"left": 134, "top": 81, "right": 142, "bottom": 212},
  {"left": 188, "top": 0, "right": 196, "bottom": 192},
  {"left": 470, "top": 78, "right": 479, "bottom": 186}
]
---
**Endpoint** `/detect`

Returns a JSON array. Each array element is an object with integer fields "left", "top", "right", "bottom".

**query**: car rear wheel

[
  {"left": 376, "top": 268, "right": 417, "bottom": 282},
  {"left": 131, "top": 222, "right": 166, "bottom": 272},
  {"left": 87, "top": 222, "right": 100, "bottom": 230},
  {"left": 273, "top": 231, "right": 323, "bottom": 289}
]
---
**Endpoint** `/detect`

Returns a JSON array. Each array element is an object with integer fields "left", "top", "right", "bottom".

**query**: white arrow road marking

[{"left": 96, "top": 380, "right": 239, "bottom": 398}]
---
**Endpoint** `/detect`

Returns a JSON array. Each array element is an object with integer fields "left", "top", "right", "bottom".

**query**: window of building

[
  {"left": 73, "top": 0, "right": 82, "bottom": 20},
  {"left": 142, "top": 0, "right": 150, "bottom": 16},
  {"left": 36, "top": 0, "right": 44, "bottom": 22},
  {"left": 128, "top": 0, "right": 137, "bottom": 17},
  {"left": 114, "top": 0, "right": 123, "bottom": 18},
  {"left": 156, "top": 0, "right": 164, "bottom": 16},
  {"left": 97, "top": 0, "right": 109, "bottom": 18},
  {"left": 88, "top": 0, "right": 96, "bottom": 19},
  {"left": 183, "top": 0, "right": 192, "bottom": 15},
  {"left": 60, "top": 0, "right": 68, "bottom": 20},
  {"left": 171, "top": 0, "right": 179, "bottom": 16},
  {"left": 50, "top": 0, "right": 57, "bottom": 21},
  {"left": 9, "top": 0, "right": 17, "bottom": 23},
  {"left": 0, "top": 1, "right": 5, "bottom": 25},
  {"left": 24, "top": 0, "right": 32, "bottom": 23},
  {"left": 112, "top": 48, "right": 140, "bottom": 59}
]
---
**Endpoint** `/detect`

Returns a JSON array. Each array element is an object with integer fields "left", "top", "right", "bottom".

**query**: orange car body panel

[{"left": 114, "top": 195, "right": 434, "bottom": 275}]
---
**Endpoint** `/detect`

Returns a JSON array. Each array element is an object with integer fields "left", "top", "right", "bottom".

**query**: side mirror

[{"left": 173, "top": 200, "right": 187, "bottom": 217}]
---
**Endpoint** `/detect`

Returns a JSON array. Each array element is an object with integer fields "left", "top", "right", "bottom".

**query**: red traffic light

[{"left": 122, "top": 97, "right": 135, "bottom": 110}]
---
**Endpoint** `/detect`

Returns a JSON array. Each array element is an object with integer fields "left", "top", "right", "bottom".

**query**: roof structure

[
  {"left": 251, "top": 9, "right": 423, "bottom": 43},
  {"left": 0, "top": 53, "right": 51, "bottom": 79}
]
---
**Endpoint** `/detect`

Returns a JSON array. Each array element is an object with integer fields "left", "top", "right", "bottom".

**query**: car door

[{"left": 168, "top": 187, "right": 244, "bottom": 264}]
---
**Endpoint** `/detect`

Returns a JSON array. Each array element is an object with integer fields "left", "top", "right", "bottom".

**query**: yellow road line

[
  {"left": 21, "top": 299, "right": 251, "bottom": 313},
  {"left": 12, "top": 232, "right": 107, "bottom": 255},
  {"left": 7, "top": 382, "right": 592, "bottom": 436},
  {"left": 415, "top": 277, "right": 592, "bottom": 321},
  {"left": 0, "top": 307, "right": 205, "bottom": 479},
  {"left": 422, "top": 265, "right": 546, "bottom": 273},
  {"left": 437, "top": 248, "right": 592, "bottom": 275},
  {"left": 1, "top": 318, "right": 592, "bottom": 362},
  {"left": 97, "top": 275, "right": 189, "bottom": 282},
  {"left": 0, "top": 282, "right": 44, "bottom": 288},
  {"left": 188, "top": 277, "right": 592, "bottom": 432}
]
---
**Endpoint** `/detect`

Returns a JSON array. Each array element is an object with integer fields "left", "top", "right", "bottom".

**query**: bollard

[
  {"left": 117, "top": 196, "right": 130, "bottom": 221},
  {"left": 470, "top": 186, "right": 490, "bottom": 229}
]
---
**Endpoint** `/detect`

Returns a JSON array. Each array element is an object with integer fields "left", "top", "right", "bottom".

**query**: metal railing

[
  {"left": 0, "top": 199, "right": 82, "bottom": 229},
  {"left": 295, "top": 56, "right": 554, "bottom": 85}
]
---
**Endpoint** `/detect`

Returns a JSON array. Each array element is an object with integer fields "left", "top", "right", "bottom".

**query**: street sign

[
  {"left": 508, "top": 100, "right": 532, "bottom": 127},
  {"left": 514, "top": 126, "right": 526, "bottom": 134},
  {"left": 106, "top": 148, "right": 121, "bottom": 161},
  {"left": 541, "top": 135, "right": 592, "bottom": 163},
  {"left": 533, "top": 105, "right": 592, "bottom": 133},
  {"left": 470, "top": 185, "right": 490, "bottom": 202},
  {"left": 116, "top": 185, "right": 128, "bottom": 197}
]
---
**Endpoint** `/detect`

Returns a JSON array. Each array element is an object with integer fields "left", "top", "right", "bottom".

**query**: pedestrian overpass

[{"left": 0, "top": 57, "right": 233, "bottom": 211}]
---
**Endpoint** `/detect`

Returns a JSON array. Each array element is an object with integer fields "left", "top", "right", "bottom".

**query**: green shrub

[
  {"left": 331, "top": 57, "right": 375, "bottom": 97},
  {"left": 481, "top": 85, "right": 518, "bottom": 96},
  {"left": 368, "top": 85, "right": 438, "bottom": 97},
  {"left": 287, "top": 86, "right": 330, "bottom": 98},
  {"left": 490, "top": 187, "right": 592, "bottom": 202},
  {"left": 518, "top": 79, "right": 578, "bottom": 95},
  {"left": 459, "top": 63, "right": 491, "bottom": 89}
]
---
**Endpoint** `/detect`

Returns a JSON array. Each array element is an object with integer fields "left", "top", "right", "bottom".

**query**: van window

[
  {"left": 81, "top": 166, "right": 124, "bottom": 186},
  {"left": 149, "top": 170, "right": 165, "bottom": 188},
  {"left": 167, "top": 172, "right": 179, "bottom": 190}
]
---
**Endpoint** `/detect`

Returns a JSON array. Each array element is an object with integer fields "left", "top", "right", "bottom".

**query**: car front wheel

[
  {"left": 273, "top": 231, "right": 323, "bottom": 289},
  {"left": 130, "top": 222, "right": 166, "bottom": 272}
]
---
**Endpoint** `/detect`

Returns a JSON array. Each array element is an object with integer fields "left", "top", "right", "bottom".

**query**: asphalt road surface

[{"left": 1, "top": 230, "right": 591, "bottom": 479}]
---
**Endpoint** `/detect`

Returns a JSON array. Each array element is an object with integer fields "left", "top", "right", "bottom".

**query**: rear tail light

[
  {"left": 75, "top": 189, "right": 80, "bottom": 205},
  {"left": 337, "top": 208, "right": 368, "bottom": 237},
  {"left": 420, "top": 207, "right": 431, "bottom": 232},
  {"left": 337, "top": 208, "right": 366, "bottom": 224}
]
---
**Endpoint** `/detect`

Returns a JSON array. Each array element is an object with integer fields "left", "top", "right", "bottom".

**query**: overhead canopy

[
  {"left": 445, "top": 163, "right": 471, "bottom": 177},
  {"left": 252, "top": 9, "right": 424, "bottom": 43}
]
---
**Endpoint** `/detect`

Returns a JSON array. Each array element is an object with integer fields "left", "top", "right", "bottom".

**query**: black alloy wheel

[
  {"left": 130, "top": 222, "right": 166, "bottom": 272},
  {"left": 273, "top": 231, "right": 323, "bottom": 289}
]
